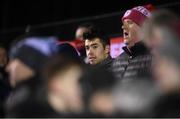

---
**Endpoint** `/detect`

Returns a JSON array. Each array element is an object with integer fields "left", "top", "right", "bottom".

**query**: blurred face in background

[
  {"left": 85, "top": 38, "right": 109, "bottom": 65},
  {"left": 76, "top": 27, "right": 89, "bottom": 40},
  {"left": 89, "top": 91, "right": 114, "bottom": 116},
  {"left": 6, "top": 59, "right": 34, "bottom": 87},
  {"left": 48, "top": 65, "right": 83, "bottom": 113},
  {"left": 143, "top": 26, "right": 164, "bottom": 55},
  {"left": 122, "top": 19, "right": 141, "bottom": 47},
  {"left": 0, "top": 47, "right": 8, "bottom": 67},
  {"left": 153, "top": 55, "right": 180, "bottom": 93}
]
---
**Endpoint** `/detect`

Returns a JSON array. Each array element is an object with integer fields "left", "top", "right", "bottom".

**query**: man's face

[
  {"left": 76, "top": 27, "right": 88, "bottom": 40},
  {"left": 85, "top": 38, "right": 109, "bottom": 65},
  {"left": 49, "top": 66, "right": 83, "bottom": 112},
  {"left": 145, "top": 27, "right": 164, "bottom": 55},
  {"left": 6, "top": 59, "right": 34, "bottom": 87},
  {"left": 122, "top": 19, "right": 140, "bottom": 47}
]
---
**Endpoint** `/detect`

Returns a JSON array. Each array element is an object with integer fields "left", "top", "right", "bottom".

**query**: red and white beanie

[{"left": 122, "top": 6, "right": 151, "bottom": 26}]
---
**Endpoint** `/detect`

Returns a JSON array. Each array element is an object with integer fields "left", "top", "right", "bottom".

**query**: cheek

[
  {"left": 153, "top": 60, "right": 167, "bottom": 80},
  {"left": 64, "top": 70, "right": 81, "bottom": 93},
  {"left": 130, "top": 28, "right": 138, "bottom": 38},
  {"left": 98, "top": 47, "right": 105, "bottom": 54},
  {"left": 154, "top": 60, "right": 178, "bottom": 86},
  {"left": 8, "top": 64, "right": 19, "bottom": 81},
  {"left": 86, "top": 50, "right": 89, "bottom": 56},
  {"left": 90, "top": 48, "right": 100, "bottom": 56},
  {"left": 129, "top": 25, "right": 139, "bottom": 38}
]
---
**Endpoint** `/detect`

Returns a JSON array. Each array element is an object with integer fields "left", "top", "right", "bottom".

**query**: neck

[
  {"left": 105, "top": 54, "right": 109, "bottom": 59},
  {"left": 127, "top": 43, "right": 135, "bottom": 49},
  {"left": 127, "top": 39, "right": 141, "bottom": 48}
]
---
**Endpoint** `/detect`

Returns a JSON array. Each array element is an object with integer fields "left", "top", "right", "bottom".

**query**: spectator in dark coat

[
  {"left": 75, "top": 23, "right": 95, "bottom": 61},
  {"left": 83, "top": 26, "right": 113, "bottom": 70},
  {"left": 5, "top": 36, "right": 58, "bottom": 117},
  {"left": 112, "top": 6, "right": 152, "bottom": 82}
]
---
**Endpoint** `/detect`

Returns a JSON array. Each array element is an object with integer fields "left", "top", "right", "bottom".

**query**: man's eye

[
  {"left": 92, "top": 45, "right": 98, "bottom": 49},
  {"left": 127, "top": 21, "right": 133, "bottom": 25},
  {"left": 129, "top": 22, "right": 133, "bottom": 24},
  {"left": 85, "top": 47, "right": 89, "bottom": 50}
]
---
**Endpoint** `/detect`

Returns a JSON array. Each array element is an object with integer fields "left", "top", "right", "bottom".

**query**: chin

[
  {"left": 124, "top": 41, "right": 130, "bottom": 46},
  {"left": 89, "top": 61, "right": 96, "bottom": 65},
  {"left": 91, "top": 63, "right": 97, "bottom": 65},
  {"left": 92, "top": 61, "right": 99, "bottom": 65},
  {"left": 124, "top": 38, "right": 129, "bottom": 43}
]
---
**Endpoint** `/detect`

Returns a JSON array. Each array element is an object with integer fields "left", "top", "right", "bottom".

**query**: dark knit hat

[
  {"left": 57, "top": 43, "right": 80, "bottom": 59},
  {"left": 10, "top": 37, "right": 58, "bottom": 72}
]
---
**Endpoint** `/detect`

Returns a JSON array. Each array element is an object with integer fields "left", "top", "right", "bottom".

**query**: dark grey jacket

[
  {"left": 95, "top": 55, "right": 114, "bottom": 71},
  {"left": 112, "top": 42, "right": 152, "bottom": 83}
]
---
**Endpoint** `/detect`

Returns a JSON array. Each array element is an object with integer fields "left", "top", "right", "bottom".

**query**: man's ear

[{"left": 105, "top": 45, "right": 110, "bottom": 54}]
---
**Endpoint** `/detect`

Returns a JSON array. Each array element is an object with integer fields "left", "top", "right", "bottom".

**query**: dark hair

[
  {"left": 57, "top": 43, "right": 80, "bottom": 60},
  {"left": 86, "top": 68, "right": 115, "bottom": 91},
  {"left": 82, "top": 26, "right": 110, "bottom": 47},
  {"left": 43, "top": 55, "right": 84, "bottom": 82},
  {"left": 80, "top": 67, "right": 116, "bottom": 105}
]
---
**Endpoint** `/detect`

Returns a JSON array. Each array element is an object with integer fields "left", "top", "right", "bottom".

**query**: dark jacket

[
  {"left": 154, "top": 92, "right": 180, "bottom": 117},
  {"left": 0, "top": 66, "right": 11, "bottom": 118},
  {"left": 112, "top": 42, "right": 152, "bottom": 82},
  {"left": 5, "top": 75, "right": 42, "bottom": 117},
  {"left": 5, "top": 75, "right": 85, "bottom": 118},
  {"left": 95, "top": 55, "right": 114, "bottom": 71}
]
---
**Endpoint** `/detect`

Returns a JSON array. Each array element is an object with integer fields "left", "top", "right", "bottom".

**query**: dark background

[{"left": 0, "top": 0, "right": 180, "bottom": 48}]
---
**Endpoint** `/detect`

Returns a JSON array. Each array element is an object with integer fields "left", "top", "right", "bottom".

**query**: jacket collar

[
  {"left": 122, "top": 41, "right": 149, "bottom": 58},
  {"left": 95, "top": 55, "right": 113, "bottom": 68}
]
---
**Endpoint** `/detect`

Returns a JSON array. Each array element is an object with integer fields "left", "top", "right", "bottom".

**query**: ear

[{"left": 105, "top": 45, "right": 110, "bottom": 54}]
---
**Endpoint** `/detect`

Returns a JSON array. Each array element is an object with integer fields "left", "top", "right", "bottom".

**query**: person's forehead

[
  {"left": 56, "top": 65, "right": 82, "bottom": 75},
  {"left": 123, "top": 19, "right": 134, "bottom": 24},
  {"left": 9, "top": 58, "right": 22, "bottom": 66},
  {"left": 76, "top": 27, "right": 88, "bottom": 38},
  {"left": 77, "top": 27, "right": 88, "bottom": 33},
  {"left": 85, "top": 38, "right": 102, "bottom": 45}
]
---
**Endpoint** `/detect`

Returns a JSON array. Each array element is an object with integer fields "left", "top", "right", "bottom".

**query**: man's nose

[
  {"left": 122, "top": 25, "right": 125, "bottom": 30},
  {"left": 122, "top": 24, "right": 128, "bottom": 30},
  {"left": 87, "top": 48, "right": 93, "bottom": 56}
]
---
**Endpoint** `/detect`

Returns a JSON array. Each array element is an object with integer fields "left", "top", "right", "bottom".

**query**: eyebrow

[
  {"left": 85, "top": 43, "right": 98, "bottom": 47},
  {"left": 127, "top": 20, "right": 133, "bottom": 24},
  {"left": 90, "top": 43, "right": 98, "bottom": 47}
]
